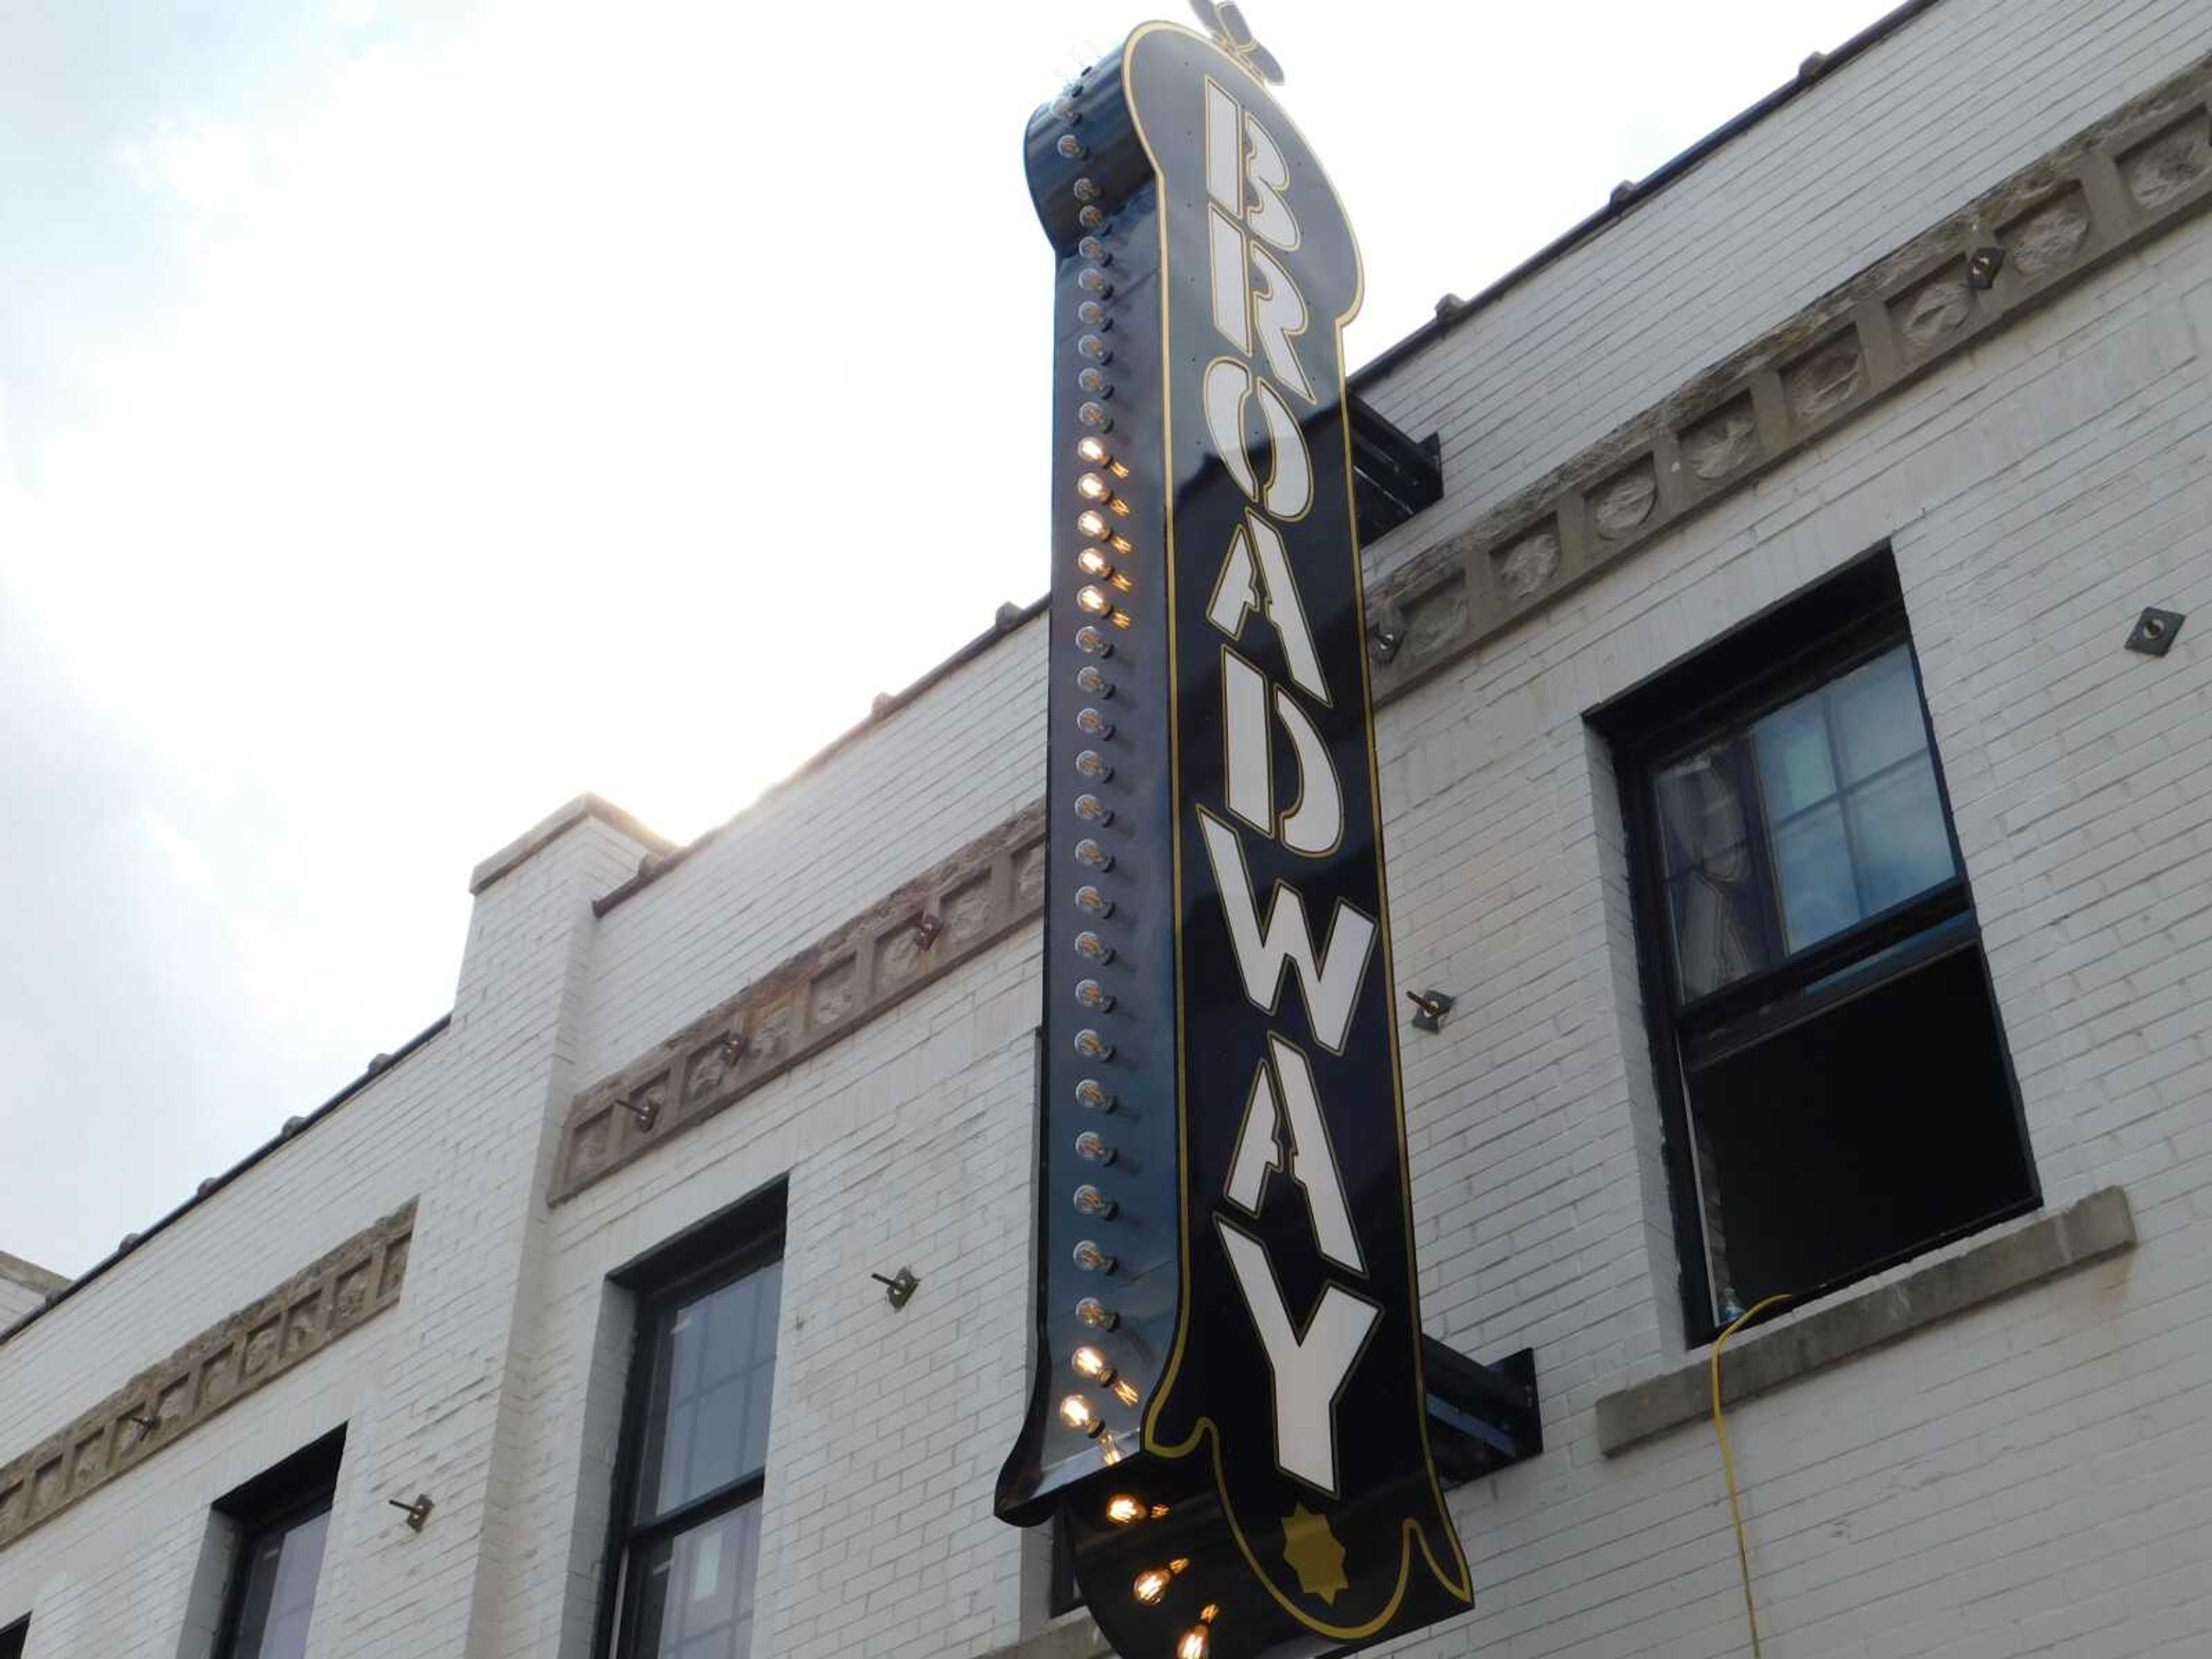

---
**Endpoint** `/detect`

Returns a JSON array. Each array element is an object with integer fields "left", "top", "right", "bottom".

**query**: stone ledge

[
  {"left": 1370, "top": 54, "right": 2212, "bottom": 702},
  {"left": 1596, "top": 1187, "right": 2137, "bottom": 1457},
  {"left": 974, "top": 1619, "right": 1111, "bottom": 1659},
  {"left": 554, "top": 802, "right": 1048, "bottom": 1203},
  {"left": 0, "top": 1201, "right": 416, "bottom": 1552}
]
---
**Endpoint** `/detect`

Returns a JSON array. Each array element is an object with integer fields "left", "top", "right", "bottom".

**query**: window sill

[{"left": 1595, "top": 1186, "right": 2137, "bottom": 1456}]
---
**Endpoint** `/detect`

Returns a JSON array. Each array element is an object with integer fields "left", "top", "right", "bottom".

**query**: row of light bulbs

[
  {"left": 1053, "top": 96, "right": 1218, "bottom": 1659},
  {"left": 1056, "top": 150, "right": 1142, "bottom": 1489}
]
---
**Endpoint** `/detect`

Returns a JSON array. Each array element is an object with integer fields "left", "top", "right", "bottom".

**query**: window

[
  {"left": 607, "top": 1189, "right": 784, "bottom": 1659},
  {"left": 1600, "top": 552, "right": 2037, "bottom": 1343},
  {"left": 0, "top": 1616, "right": 25, "bottom": 1659},
  {"left": 212, "top": 1429, "right": 344, "bottom": 1659}
]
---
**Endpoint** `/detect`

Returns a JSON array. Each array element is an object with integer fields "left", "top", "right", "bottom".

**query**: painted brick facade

[{"left": 5, "top": 4, "right": 2211, "bottom": 1657}]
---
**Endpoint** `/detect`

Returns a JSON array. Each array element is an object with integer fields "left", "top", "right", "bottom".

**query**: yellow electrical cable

[{"left": 1711, "top": 1294, "right": 1793, "bottom": 1659}]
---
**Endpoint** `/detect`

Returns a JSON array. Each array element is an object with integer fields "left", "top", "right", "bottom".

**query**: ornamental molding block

[
  {"left": 561, "top": 58, "right": 2212, "bottom": 1204},
  {"left": 1367, "top": 54, "right": 2212, "bottom": 702},
  {"left": 0, "top": 1201, "right": 416, "bottom": 1552},
  {"left": 555, "top": 802, "right": 1048, "bottom": 1202}
]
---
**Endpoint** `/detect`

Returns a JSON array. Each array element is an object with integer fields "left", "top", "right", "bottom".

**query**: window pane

[
  {"left": 228, "top": 1507, "right": 331, "bottom": 1659},
  {"left": 1751, "top": 694, "right": 1836, "bottom": 820},
  {"left": 1772, "top": 800, "right": 1861, "bottom": 951},
  {"left": 1656, "top": 747, "right": 1770, "bottom": 997},
  {"left": 1830, "top": 645, "right": 1926, "bottom": 785},
  {"left": 630, "top": 1502, "right": 763, "bottom": 1659},
  {"left": 640, "top": 1259, "right": 783, "bottom": 1521},
  {"left": 1845, "top": 753, "right": 1956, "bottom": 913}
]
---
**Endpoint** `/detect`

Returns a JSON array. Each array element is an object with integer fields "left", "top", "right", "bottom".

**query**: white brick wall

[{"left": 5, "top": 3, "right": 2212, "bottom": 1656}]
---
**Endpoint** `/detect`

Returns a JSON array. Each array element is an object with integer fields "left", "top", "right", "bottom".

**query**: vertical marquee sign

[{"left": 997, "top": 9, "right": 1471, "bottom": 1657}]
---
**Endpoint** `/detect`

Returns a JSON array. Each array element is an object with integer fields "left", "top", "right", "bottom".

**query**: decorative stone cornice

[
  {"left": 554, "top": 804, "right": 1048, "bottom": 1202},
  {"left": 0, "top": 1202, "right": 416, "bottom": 1553},
  {"left": 1368, "top": 54, "right": 2212, "bottom": 704}
]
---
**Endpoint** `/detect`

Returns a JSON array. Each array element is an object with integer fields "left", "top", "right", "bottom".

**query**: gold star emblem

[{"left": 1281, "top": 1503, "right": 1350, "bottom": 1605}]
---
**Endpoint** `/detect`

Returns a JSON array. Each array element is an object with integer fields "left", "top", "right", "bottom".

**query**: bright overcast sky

[{"left": 0, "top": 0, "right": 1900, "bottom": 1277}]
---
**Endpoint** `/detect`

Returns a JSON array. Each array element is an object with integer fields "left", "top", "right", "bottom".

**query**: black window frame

[
  {"left": 596, "top": 1180, "right": 787, "bottom": 1659},
  {"left": 1598, "top": 550, "right": 2039, "bottom": 1344},
  {"left": 210, "top": 1428, "right": 346, "bottom": 1659}
]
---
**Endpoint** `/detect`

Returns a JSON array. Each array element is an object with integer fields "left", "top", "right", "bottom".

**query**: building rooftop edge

[
  {"left": 469, "top": 791, "right": 675, "bottom": 896},
  {"left": 0, "top": 1012, "right": 453, "bottom": 1349},
  {"left": 0, "top": 1251, "right": 69, "bottom": 1298},
  {"left": 1349, "top": 0, "right": 1945, "bottom": 390},
  {"left": 592, "top": 596, "right": 1051, "bottom": 918}
]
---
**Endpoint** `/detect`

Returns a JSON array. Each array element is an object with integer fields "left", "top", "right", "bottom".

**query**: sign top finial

[{"left": 1188, "top": 0, "right": 1284, "bottom": 84}]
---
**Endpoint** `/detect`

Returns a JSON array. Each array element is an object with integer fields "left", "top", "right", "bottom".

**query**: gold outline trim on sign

[{"left": 1123, "top": 19, "right": 1474, "bottom": 1638}]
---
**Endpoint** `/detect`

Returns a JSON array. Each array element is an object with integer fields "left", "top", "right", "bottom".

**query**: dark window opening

[
  {"left": 1, "top": 1616, "right": 25, "bottom": 1659},
  {"left": 601, "top": 1182, "right": 785, "bottom": 1659},
  {"left": 212, "top": 1428, "right": 346, "bottom": 1659},
  {"left": 1596, "top": 550, "right": 2037, "bottom": 1343}
]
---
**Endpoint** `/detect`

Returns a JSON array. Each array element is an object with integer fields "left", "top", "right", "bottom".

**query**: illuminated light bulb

[
  {"left": 1107, "top": 607, "right": 1134, "bottom": 629},
  {"left": 1072, "top": 176, "right": 1101, "bottom": 202},
  {"left": 1076, "top": 508, "right": 1109, "bottom": 539},
  {"left": 1198, "top": 1604, "right": 1218, "bottom": 1624},
  {"left": 1078, "top": 204, "right": 1106, "bottom": 231},
  {"left": 1075, "top": 978, "right": 1114, "bottom": 1012},
  {"left": 1076, "top": 584, "right": 1112, "bottom": 616},
  {"left": 1077, "top": 267, "right": 1112, "bottom": 297},
  {"left": 1075, "top": 749, "right": 1111, "bottom": 782},
  {"left": 1075, "top": 1296, "right": 1118, "bottom": 1329},
  {"left": 1176, "top": 1628, "right": 1210, "bottom": 1659},
  {"left": 1073, "top": 1077, "right": 1114, "bottom": 1110},
  {"left": 1076, "top": 706, "right": 1113, "bottom": 738},
  {"left": 1073, "top": 1183, "right": 1117, "bottom": 1218},
  {"left": 1105, "top": 1494, "right": 1146, "bottom": 1525},
  {"left": 1075, "top": 1129, "right": 1115, "bottom": 1164},
  {"left": 1059, "top": 1392, "right": 1105, "bottom": 1435},
  {"left": 1074, "top": 882, "right": 1113, "bottom": 916},
  {"left": 1077, "top": 334, "right": 1111, "bottom": 363},
  {"left": 1075, "top": 664, "right": 1112, "bottom": 696},
  {"left": 1074, "top": 626, "right": 1111, "bottom": 658},
  {"left": 1057, "top": 134, "right": 1087, "bottom": 160},
  {"left": 1077, "top": 469, "right": 1112, "bottom": 498},
  {"left": 1076, "top": 547, "right": 1113, "bottom": 580},
  {"left": 1073, "top": 1238, "right": 1115, "bottom": 1273},
  {"left": 1073, "top": 1028, "right": 1113, "bottom": 1060},
  {"left": 1076, "top": 434, "right": 1111, "bottom": 464},
  {"left": 1108, "top": 530, "right": 1135, "bottom": 554},
  {"left": 1074, "top": 929, "right": 1114, "bottom": 963},
  {"left": 1073, "top": 794, "right": 1112, "bottom": 826},
  {"left": 1100, "top": 1430, "right": 1125, "bottom": 1465},
  {"left": 1078, "top": 235, "right": 1109, "bottom": 264},
  {"left": 1077, "top": 367, "right": 1112, "bottom": 396},
  {"left": 1075, "top": 1346, "right": 1139, "bottom": 1405},
  {"left": 1105, "top": 491, "right": 1131, "bottom": 516},
  {"left": 1134, "top": 1560, "right": 1188, "bottom": 1604},
  {"left": 1078, "top": 401, "right": 1112, "bottom": 430}
]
